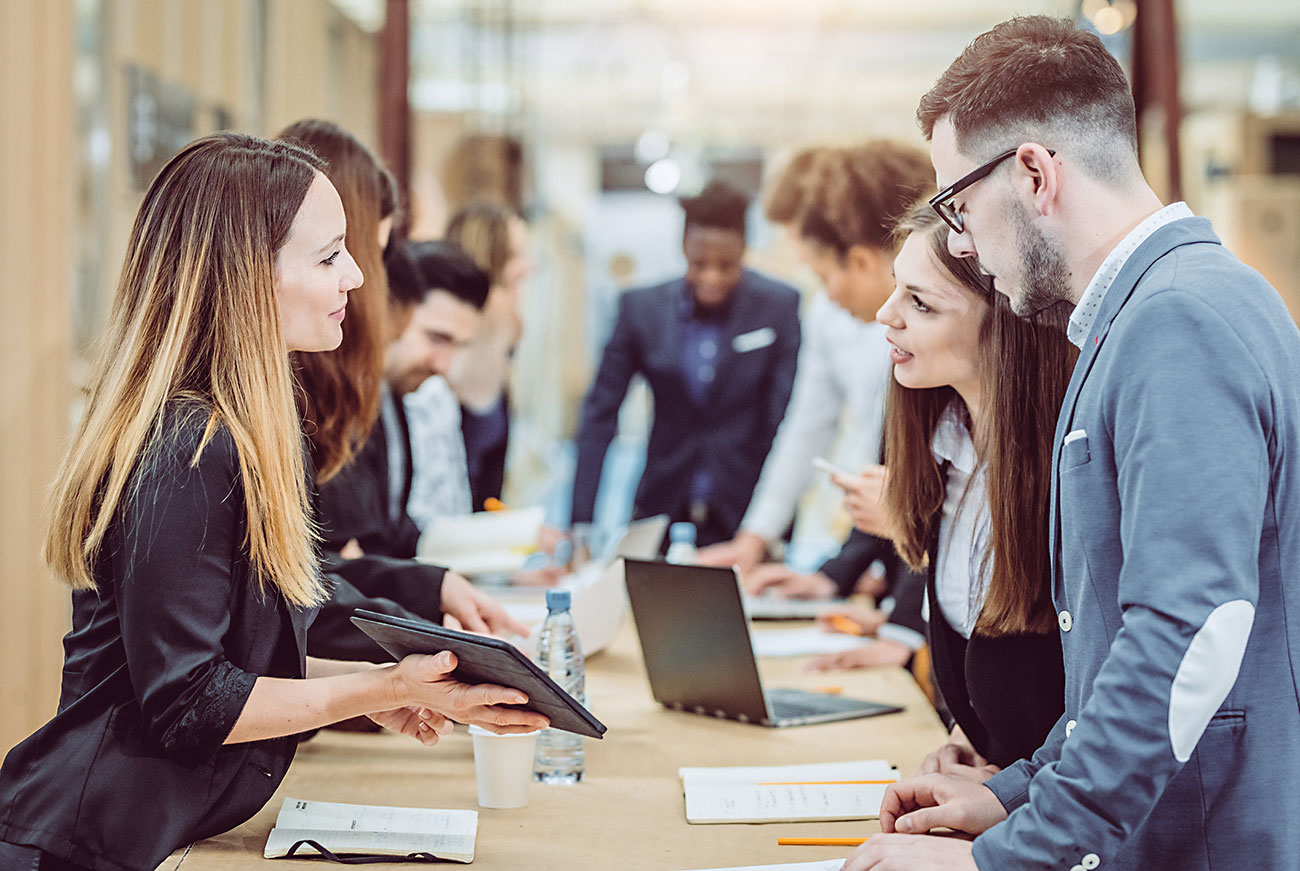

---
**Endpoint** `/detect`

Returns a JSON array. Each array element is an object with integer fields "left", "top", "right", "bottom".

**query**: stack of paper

[
  {"left": 263, "top": 798, "right": 477, "bottom": 863},
  {"left": 678, "top": 760, "right": 898, "bottom": 825},
  {"left": 416, "top": 506, "right": 546, "bottom": 576},
  {"left": 750, "top": 627, "right": 873, "bottom": 658}
]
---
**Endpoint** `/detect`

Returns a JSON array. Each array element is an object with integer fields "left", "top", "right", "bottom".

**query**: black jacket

[
  {"left": 0, "top": 408, "right": 310, "bottom": 871},
  {"left": 315, "top": 386, "right": 421, "bottom": 560},
  {"left": 571, "top": 271, "right": 800, "bottom": 544}
]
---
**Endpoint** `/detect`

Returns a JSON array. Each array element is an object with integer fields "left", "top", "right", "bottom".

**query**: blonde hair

[{"left": 43, "top": 132, "right": 327, "bottom": 607}]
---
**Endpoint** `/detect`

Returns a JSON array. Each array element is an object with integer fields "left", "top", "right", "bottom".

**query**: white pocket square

[
  {"left": 1064, "top": 429, "right": 1088, "bottom": 445},
  {"left": 732, "top": 327, "right": 776, "bottom": 353}
]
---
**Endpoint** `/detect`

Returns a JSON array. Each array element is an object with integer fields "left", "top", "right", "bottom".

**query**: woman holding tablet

[
  {"left": 817, "top": 203, "right": 1075, "bottom": 778},
  {"left": 0, "top": 133, "right": 547, "bottom": 871}
]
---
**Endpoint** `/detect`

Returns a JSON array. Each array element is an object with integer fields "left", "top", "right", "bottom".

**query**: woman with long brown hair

[
  {"left": 829, "top": 202, "right": 1076, "bottom": 776},
  {"left": 0, "top": 133, "right": 546, "bottom": 871},
  {"left": 276, "top": 120, "right": 524, "bottom": 648}
]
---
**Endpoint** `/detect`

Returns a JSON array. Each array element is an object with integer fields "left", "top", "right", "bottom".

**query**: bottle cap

[
  {"left": 545, "top": 589, "right": 572, "bottom": 612},
  {"left": 669, "top": 522, "right": 696, "bottom": 543}
]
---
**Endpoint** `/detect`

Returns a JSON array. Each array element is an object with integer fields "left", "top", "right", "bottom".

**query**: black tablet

[{"left": 350, "top": 609, "right": 607, "bottom": 739}]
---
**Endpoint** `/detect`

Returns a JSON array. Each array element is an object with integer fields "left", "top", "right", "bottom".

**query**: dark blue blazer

[{"left": 571, "top": 270, "right": 800, "bottom": 542}]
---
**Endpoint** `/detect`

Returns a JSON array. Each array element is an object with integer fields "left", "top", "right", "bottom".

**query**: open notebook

[
  {"left": 263, "top": 798, "right": 477, "bottom": 863},
  {"left": 678, "top": 760, "right": 898, "bottom": 825}
]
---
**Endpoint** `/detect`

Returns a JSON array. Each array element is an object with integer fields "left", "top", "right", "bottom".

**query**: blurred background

[{"left": 4, "top": 0, "right": 1299, "bottom": 750}]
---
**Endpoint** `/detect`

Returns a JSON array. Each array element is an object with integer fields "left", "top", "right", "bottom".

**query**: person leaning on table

[
  {"left": 0, "top": 133, "right": 548, "bottom": 871},
  {"left": 846, "top": 16, "right": 1300, "bottom": 871}
]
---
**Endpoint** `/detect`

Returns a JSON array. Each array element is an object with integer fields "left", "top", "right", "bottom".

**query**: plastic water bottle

[
  {"left": 533, "top": 589, "right": 585, "bottom": 784},
  {"left": 665, "top": 522, "right": 698, "bottom": 564}
]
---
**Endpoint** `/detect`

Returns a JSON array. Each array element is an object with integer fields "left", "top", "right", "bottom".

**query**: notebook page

[
  {"left": 274, "top": 797, "right": 477, "bottom": 834},
  {"left": 263, "top": 826, "right": 475, "bottom": 862},
  {"left": 679, "top": 760, "right": 896, "bottom": 786},
  {"left": 684, "top": 782, "right": 890, "bottom": 824}
]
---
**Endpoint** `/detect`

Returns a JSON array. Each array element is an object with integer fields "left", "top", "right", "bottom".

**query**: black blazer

[
  {"left": 307, "top": 387, "right": 451, "bottom": 661},
  {"left": 316, "top": 386, "right": 421, "bottom": 560},
  {"left": 819, "top": 529, "right": 927, "bottom": 639},
  {"left": 571, "top": 270, "right": 801, "bottom": 543},
  {"left": 0, "top": 406, "right": 311, "bottom": 871}
]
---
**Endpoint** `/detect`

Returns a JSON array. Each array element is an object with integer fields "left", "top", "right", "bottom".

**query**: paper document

[
  {"left": 416, "top": 506, "right": 545, "bottom": 576},
  {"left": 750, "top": 627, "right": 873, "bottom": 658},
  {"left": 744, "top": 595, "right": 847, "bottom": 621},
  {"left": 679, "top": 760, "right": 898, "bottom": 825},
  {"left": 264, "top": 798, "right": 477, "bottom": 863},
  {"left": 501, "top": 560, "right": 627, "bottom": 658},
  {"left": 677, "top": 863, "right": 847, "bottom": 871}
]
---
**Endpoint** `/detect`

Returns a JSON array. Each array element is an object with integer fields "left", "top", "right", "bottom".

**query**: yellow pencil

[{"left": 777, "top": 837, "right": 867, "bottom": 846}]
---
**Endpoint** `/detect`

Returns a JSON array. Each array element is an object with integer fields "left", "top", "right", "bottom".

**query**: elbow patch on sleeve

[{"left": 1168, "top": 599, "right": 1255, "bottom": 762}]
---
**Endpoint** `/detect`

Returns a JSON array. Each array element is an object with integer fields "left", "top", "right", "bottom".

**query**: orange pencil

[
  {"left": 777, "top": 837, "right": 867, "bottom": 847},
  {"left": 826, "top": 613, "right": 866, "bottom": 636}
]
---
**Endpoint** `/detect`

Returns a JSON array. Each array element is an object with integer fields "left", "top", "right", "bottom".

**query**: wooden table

[{"left": 162, "top": 623, "right": 946, "bottom": 871}]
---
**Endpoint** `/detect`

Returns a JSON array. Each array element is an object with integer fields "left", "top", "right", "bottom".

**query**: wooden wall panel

[
  {"left": 1, "top": 0, "right": 378, "bottom": 754},
  {"left": 0, "top": 0, "right": 76, "bottom": 753}
]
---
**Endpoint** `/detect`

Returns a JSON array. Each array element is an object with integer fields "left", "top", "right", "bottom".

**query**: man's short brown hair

[
  {"left": 797, "top": 141, "right": 935, "bottom": 254},
  {"left": 918, "top": 16, "right": 1138, "bottom": 182}
]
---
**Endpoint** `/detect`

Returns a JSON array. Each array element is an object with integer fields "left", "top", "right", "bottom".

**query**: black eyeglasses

[{"left": 929, "top": 147, "right": 1056, "bottom": 234}]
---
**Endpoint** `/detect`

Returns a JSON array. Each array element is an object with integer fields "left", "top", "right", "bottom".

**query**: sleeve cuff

[
  {"left": 982, "top": 760, "right": 1033, "bottom": 812},
  {"left": 160, "top": 660, "right": 258, "bottom": 763}
]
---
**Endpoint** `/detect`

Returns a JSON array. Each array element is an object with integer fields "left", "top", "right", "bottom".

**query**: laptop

[{"left": 623, "top": 559, "right": 903, "bottom": 727}]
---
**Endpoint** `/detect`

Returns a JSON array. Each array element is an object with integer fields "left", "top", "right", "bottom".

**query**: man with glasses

[{"left": 845, "top": 15, "right": 1300, "bottom": 871}]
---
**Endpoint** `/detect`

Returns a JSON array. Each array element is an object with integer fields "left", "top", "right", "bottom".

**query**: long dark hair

[
  {"left": 883, "top": 203, "right": 1076, "bottom": 637},
  {"left": 277, "top": 119, "right": 399, "bottom": 483}
]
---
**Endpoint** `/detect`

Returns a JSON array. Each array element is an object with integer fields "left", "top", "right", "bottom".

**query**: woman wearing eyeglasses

[{"left": 829, "top": 201, "right": 1076, "bottom": 780}]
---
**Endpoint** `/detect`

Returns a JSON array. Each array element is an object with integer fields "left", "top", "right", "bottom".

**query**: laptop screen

[{"left": 623, "top": 559, "right": 770, "bottom": 724}]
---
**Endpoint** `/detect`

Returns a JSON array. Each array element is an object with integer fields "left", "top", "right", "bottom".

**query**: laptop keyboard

[{"left": 768, "top": 691, "right": 873, "bottom": 719}]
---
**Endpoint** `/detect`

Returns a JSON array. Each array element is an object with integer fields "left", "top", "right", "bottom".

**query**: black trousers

[{"left": 0, "top": 842, "right": 90, "bottom": 871}]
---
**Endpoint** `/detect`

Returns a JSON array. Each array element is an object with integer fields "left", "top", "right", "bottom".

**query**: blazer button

[
  {"left": 1065, "top": 719, "right": 1077, "bottom": 738},
  {"left": 1082, "top": 854, "right": 1101, "bottom": 869},
  {"left": 1058, "top": 610, "right": 1073, "bottom": 632}
]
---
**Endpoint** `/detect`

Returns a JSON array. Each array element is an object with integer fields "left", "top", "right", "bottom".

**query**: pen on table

[
  {"left": 825, "top": 614, "right": 866, "bottom": 636},
  {"left": 812, "top": 686, "right": 843, "bottom": 695},
  {"left": 777, "top": 837, "right": 867, "bottom": 846}
]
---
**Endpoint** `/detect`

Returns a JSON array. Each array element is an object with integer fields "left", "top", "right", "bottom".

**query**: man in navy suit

[
  {"left": 845, "top": 17, "right": 1300, "bottom": 871},
  {"left": 571, "top": 180, "right": 801, "bottom": 548}
]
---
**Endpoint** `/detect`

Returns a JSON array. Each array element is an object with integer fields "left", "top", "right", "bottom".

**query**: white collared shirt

[
  {"left": 930, "top": 404, "right": 992, "bottom": 640},
  {"left": 1067, "top": 202, "right": 1194, "bottom": 348},
  {"left": 739, "top": 293, "right": 893, "bottom": 541}
]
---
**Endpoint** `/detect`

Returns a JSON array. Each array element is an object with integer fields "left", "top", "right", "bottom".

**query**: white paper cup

[{"left": 469, "top": 726, "right": 540, "bottom": 809}]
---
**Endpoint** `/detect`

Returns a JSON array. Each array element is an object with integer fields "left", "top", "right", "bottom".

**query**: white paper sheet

[
  {"left": 750, "top": 628, "right": 873, "bottom": 658},
  {"left": 265, "top": 798, "right": 477, "bottom": 862}
]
